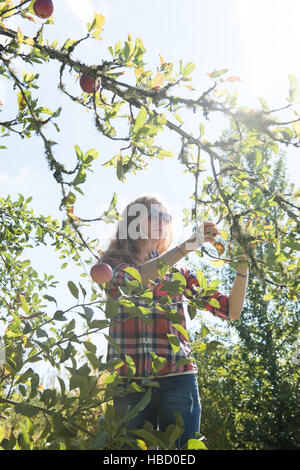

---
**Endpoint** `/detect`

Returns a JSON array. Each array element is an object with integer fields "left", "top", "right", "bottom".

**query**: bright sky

[{"left": 0, "top": 0, "right": 299, "bottom": 379}]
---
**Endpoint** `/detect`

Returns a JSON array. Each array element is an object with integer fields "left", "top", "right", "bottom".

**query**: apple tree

[{"left": 0, "top": 0, "right": 299, "bottom": 450}]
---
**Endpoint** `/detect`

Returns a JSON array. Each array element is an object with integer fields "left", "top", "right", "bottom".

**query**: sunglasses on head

[{"left": 149, "top": 207, "right": 172, "bottom": 224}]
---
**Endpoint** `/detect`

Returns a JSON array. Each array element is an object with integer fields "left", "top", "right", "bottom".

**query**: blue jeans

[{"left": 113, "top": 374, "right": 201, "bottom": 449}]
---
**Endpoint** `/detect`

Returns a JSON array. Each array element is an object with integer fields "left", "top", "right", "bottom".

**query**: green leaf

[
  {"left": 167, "top": 334, "right": 180, "bottom": 355},
  {"left": 20, "top": 294, "right": 29, "bottom": 315},
  {"left": 36, "top": 327, "right": 48, "bottom": 338},
  {"left": 206, "top": 340, "right": 222, "bottom": 352},
  {"left": 74, "top": 145, "right": 83, "bottom": 160},
  {"left": 125, "top": 354, "right": 136, "bottom": 376},
  {"left": 207, "top": 297, "right": 220, "bottom": 309},
  {"left": 67, "top": 281, "right": 79, "bottom": 299},
  {"left": 258, "top": 96, "right": 270, "bottom": 111},
  {"left": 158, "top": 149, "right": 173, "bottom": 157},
  {"left": 43, "top": 294, "right": 57, "bottom": 304},
  {"left": 121, "top": 387, "right": 152, "bottom": 425},
  {"left": 83, "top": 148, "right": 99, "bottom": 164},
  {"left": 255, "top": 149, "right": 262, "bottom": 167},
  {"left": 292, "top": 120, "right": 300, "bottom": 138},
  {"left": 207, "top": 68, "right": 229, "bottom": 78},
  {"left": 123, "top": 266, "right": 142, "bottom": 284},
  {"left": 14, "top": 402, "right": 39, "bottom": 418},
  {"left": 263, "top": 293, "right": 274, "bottom": 301},
  {"left": 52, "top": 413, "right": 77, "bottom": 438},
  {"left": 104, "top": 334, "right": 120, "bottom": 354},
  {"left": 288, "top": 73, "right": 300, "bottom": 103},
  {"left": 54, "top": 310, "right": 67, "bottom": 321},
  {"left": 134, "top": 106, "right": 147, "bottom": 132},
  {"left": 19, "top": 422, "right": 31, "bottom": 450},
  {"left": 116, "top": 156, "right": 123, "bottom": 181},
  {"left": 73, "top": 168, "right": 86, "bottom": 186},
  {"left": 183, "top": 62, "right": 195, "bottom": 77},
  {"left": 105, "top": 299, "right": 119, "bottom": 319},
  {"left": 15, "top": 367, "right": 34, "bottom": 385},
  {"left": 286, "top": 240, "right": 300, "bottom": 251},
  {"left": 200, "top": 325, "right": 210, "bottom": 338},
  {"left": 0, "top": 425, "right": 5, "bottom": 444},
  {"left": 151, "top": 352, "right": 167, "bottom": 374},
  {"left": 161, "top": 272, "right": 186, "bottom": 297},
  {"left": 187, "top": 304, "right": 197, "bottom": 320},
  {"left": 130, "top": 428, "right": 166, "bottom": 449},
  {"left": 196, "top": 269, "right": 207, "bottom": 289},
  {"left": 174, "top": 114, "right": 183, "bottom": 125},
  {"left": 172, "top": 323, "right": 189, "bottom": 340},
  {"left": 187, "top": 438, "right": 207, "bottom": 449},
  {"left": 63, "top": 191, "right": 76, "bottom": 206}
]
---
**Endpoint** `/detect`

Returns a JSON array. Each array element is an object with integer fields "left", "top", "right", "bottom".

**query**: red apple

[
  {"left": 33, "top": 0, "right": 54, "bottom": 19},
  {"left": 90, "top": 263, "right": 113, "bottom": 284},
  {"left": 80, "top": 74, "right": 101, "bottom": 94}
]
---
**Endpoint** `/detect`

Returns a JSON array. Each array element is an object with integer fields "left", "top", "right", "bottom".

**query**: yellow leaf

[
  {"left": 17, "top": 92, "right": 26, "bottom": 111},
  {"left": 17, "top": 27, "right": 24, "bottom": 43},
  {"left": 151, "top": 72, "right": 164, "bottom": 88},
  {"left": 0, "top": 21, "right": 9, "bottom": 31},
  {"left": 292, "top": 120, "right": 300, "bottom": 137},
  {"left": 94, "top": 13, "right": 105, "bottom": 28},
  {"left": 185, "top": 85, "right": 195, "bottom": 91},
  {"left": 159, "top": 54, "right": 165, "bottom": 66},
  {"left": 224, "top": 76, "right": 241, "bottom": 82},
  {"left": 209, "top": 259, "right": 227, "bottom": 267},
  {"left": 135, "top": 68, "right": 144, "bottom": 79},
  {"left": 263, "top": 293, "right": 274, "bottom": 301},
  {"left": 137, "top": 439, "right": 147, "bottom": 450},
  {"left": 212, "top": 241, "right": 225, "bottom": 256},
  {"left": 23, "top": 14, "right": 36, "bottom": 23},
  {"left": 23, "top": 37, "right": 35, "bottom": 46},
  {"left": 219, "top": 229, "right": 228, "bottom": 241}
]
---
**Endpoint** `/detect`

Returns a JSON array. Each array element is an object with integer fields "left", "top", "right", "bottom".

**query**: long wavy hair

[{"left": 100, "top": 194, "right": 174, "bottom": 267}]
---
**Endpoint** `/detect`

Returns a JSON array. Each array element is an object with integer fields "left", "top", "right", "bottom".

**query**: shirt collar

[{"left": 149, "top": 249, "right": 159, "bottom": 260}]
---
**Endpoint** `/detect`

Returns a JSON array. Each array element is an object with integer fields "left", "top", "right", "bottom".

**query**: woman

[{"left": 100, "top": 193, "right": 249, "bottom": 448}]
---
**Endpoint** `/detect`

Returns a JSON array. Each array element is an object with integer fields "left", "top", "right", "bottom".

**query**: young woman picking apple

[{"left": 94, "top": 194, "right": 249, "bottom": 449}]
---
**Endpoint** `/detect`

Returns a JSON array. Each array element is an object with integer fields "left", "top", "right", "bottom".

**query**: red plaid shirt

[{"left": 105, "top": 251, "right": 230, "bottom": 378}]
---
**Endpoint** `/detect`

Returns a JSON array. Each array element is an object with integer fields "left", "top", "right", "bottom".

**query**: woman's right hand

[{"left": 182, "top": 222, "right": 219, "bottom": 252}]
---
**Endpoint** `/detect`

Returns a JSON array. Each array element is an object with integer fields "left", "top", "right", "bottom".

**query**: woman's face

[{"left": 140, "top": 204, "right": 172, "bottom": 251}]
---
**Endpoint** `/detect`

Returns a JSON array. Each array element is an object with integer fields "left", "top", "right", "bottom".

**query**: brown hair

[{"left": 100, "top": 194, "right": 174, "bottom": 267}]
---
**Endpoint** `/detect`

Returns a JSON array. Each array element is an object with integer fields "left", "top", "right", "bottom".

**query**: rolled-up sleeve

[{"left": 179, "top": 264, "right": 230, "bottom": 321}]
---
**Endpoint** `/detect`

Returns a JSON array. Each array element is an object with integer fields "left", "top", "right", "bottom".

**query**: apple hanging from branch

[
  {"left": 33, "top": 0, "right": 54, "bottom": 19},
  {"left": 80, "top": 74, "right": 101, "bottom": 94},
  {"left": 90, "top": 263, "right": 113, "bottom": 284}
]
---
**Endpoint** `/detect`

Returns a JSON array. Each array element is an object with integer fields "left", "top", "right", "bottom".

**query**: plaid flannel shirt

[{"left": 105, "top": 250, "right": 230, "bottom": 378}]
